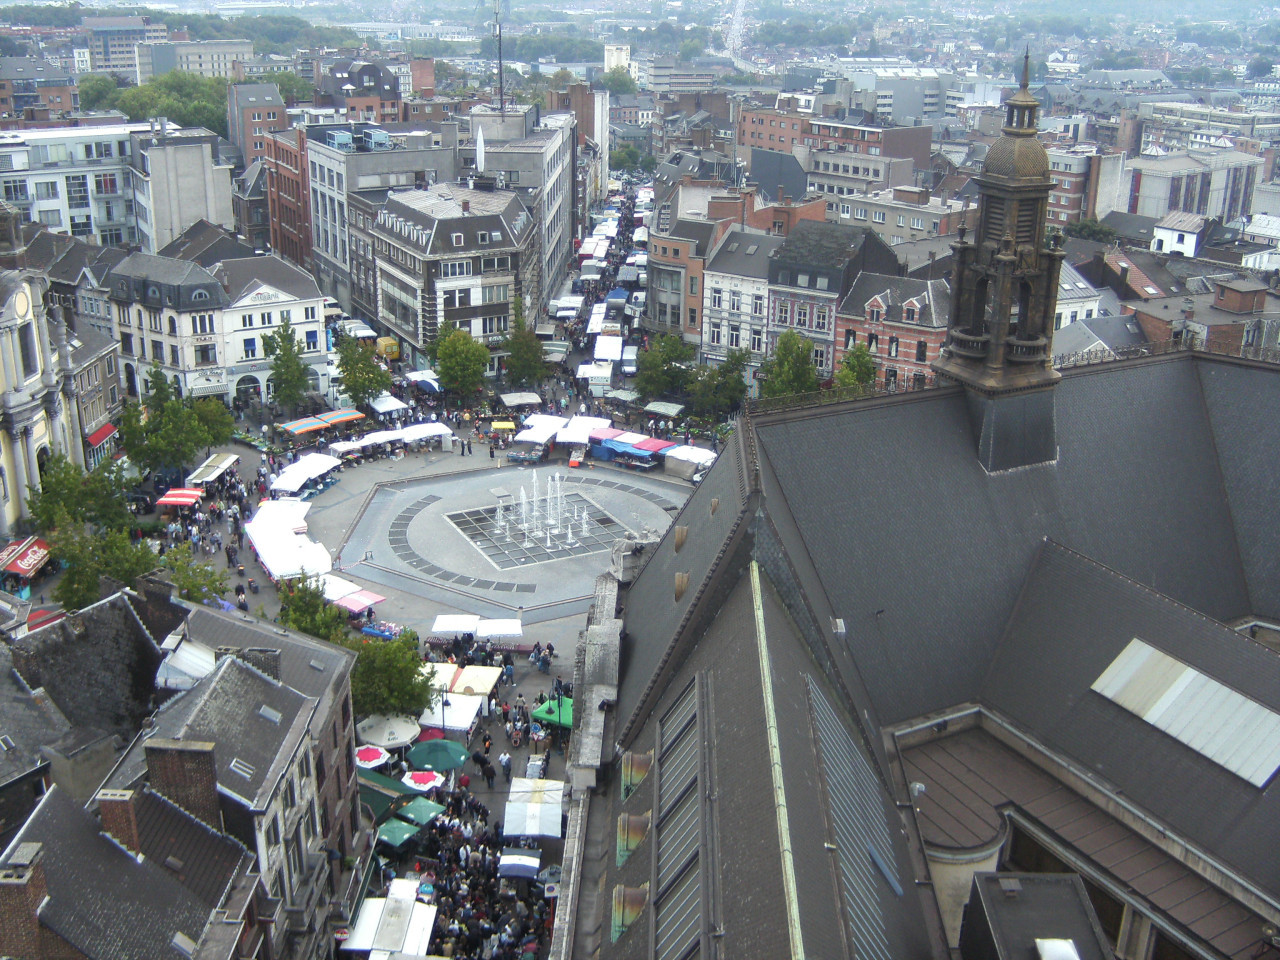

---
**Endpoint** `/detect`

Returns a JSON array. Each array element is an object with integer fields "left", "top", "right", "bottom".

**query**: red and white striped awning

[{"left": 156, "top": 488, "right": 203, "bottom": 508}]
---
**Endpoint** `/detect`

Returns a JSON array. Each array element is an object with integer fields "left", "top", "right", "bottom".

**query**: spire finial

[{"left": 1021, "top": 47, "right": 1031, "bottom": 90}]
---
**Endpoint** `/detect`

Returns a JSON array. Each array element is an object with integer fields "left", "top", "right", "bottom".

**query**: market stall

[
  {"left": 556, "top": 416, "right": 612, "bottom": 467},
  {"left": 244, "top": 519, "right": 331, "bottom": 581},
  {"left": 593, "top": 335, "right": 624, "bottom": 362},
  {"left": 0, "top": 536, "right": 52, "bottom": 599},
  {"left": 475, "top": 618, "right": 524, "bottom": 649},
  {"left": 499, "top": 392, "right": 542, "bottom": 409},
  {"left": 644, "top": 400, "right": 685, "bottom": 419},
  {"left": 156, "top": 488, "right": 203, "bottom": 510},
  {"left": 315, "top": 408, "right": 365, "bottom": 428},
  {"left": 663, "top": 443, "right": 717, "bottom": 480},
  {"left": 399, "top": 422, "right": 454, "bottom": 446},
  {"left": 338, "top": 893, "right": 436, "bottom": 956},
  {"left": 504, "top": 777, "right": 566, "bottom": 838},
  {"left": 335, "top": 589, "right": 387, "bottom": 616},
  {"left": 370, "top": 393, "right": 410, "bottom": 418},
  {"left": 508, "top": 416, "right": 565, "bottom": 463},
  {"left": 270, "top": 453, "right": 342, "bottom": 495},
  {"left": 499, "top": 848, "right": 542, "bottom": 880},
  {"left": 356, "top": 714, "right": 420, "bottom": 749},
  {"left": 404, "top": 369, "right": 441, "bottom": 393},
  {"left": 418, "top": 693, "right": 486, "bottom": 743},
  {"left": 249, "top": 498, "right": 310, "bottom": 533},
  {"left": 451, "top": 665, "right": 503, "bottom": 703},
  {"left": 186, "top": 453, "right": 239, "bottom": 488}
]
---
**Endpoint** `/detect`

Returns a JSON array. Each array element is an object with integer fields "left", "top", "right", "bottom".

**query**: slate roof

[
  {"left": 214, "top": 255, "right": 321, "bottom": 303},
  {"left": 770, "top": 219, "right": 876, "bottom": 272},
  {"left": 704, "top": 228, "right": 785, "bottom": 279},
  {"left": 1051, "top": 315, "right": 1146, "bottom": 360},
  {"left": 5, "top": 786, "right": 212, "bottom": 960},
  {"left": 838, "top": 272, "right": 951, "bottom": 328},
  {"left": 0, "top": 57, "right": 72, "bottom": 82},
  {"left": 156, "top": 220, "right": 255, "bottom": 268},
  {"left": 67, "top": 324, "right": 117, "bottom": 367},
  {"left": 748, "top": 147, "right": 808, "bottom": 203},
  {"left": 158, "top": 656, "right": 315, "bottom": 809},
  {"left": 983, "top": 540, "right": 1280, "bottom": 900},
  {"left": 0, "top": 644, "right": 71, "bottom": 789},
  {"left": 108, "top": 253, "right": 228, "bottom": 309},
  {"left": 43, "top": 238, "right": 128, "bottom": 287},
  {"left": 133, "top": 787, "right": 250, "bottom": 907},
  {"left": 667, "top": 218, "right": 716, "bottom": 257},
  {"left": 1102, "top": 211, "right": 1159, "bottom": 244}
]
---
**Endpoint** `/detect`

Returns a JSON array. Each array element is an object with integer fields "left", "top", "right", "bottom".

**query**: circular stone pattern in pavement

[{"left": 339, "top": 467, "right": 688, "bottom": 621}]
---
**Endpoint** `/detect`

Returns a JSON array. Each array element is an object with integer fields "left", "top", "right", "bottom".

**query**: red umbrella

[
  {"left": 402, "top": 770, "right": 445, "bottom": 791},
  {"left": 355, "top": 745, "right": 391, "bottom": 768},
  {"left": 417, "top": 728, "right": 445, "bottom": 742}
]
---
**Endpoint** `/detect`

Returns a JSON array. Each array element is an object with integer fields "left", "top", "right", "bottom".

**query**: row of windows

[
  {"left": 843, "top": 329, "right": 930, "bottom": 361},
  {"left": 706, "top": 323, "right": 764, "bottom": 352}
]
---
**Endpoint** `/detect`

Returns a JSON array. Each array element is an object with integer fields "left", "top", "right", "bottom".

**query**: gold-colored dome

[{"left": 982, "top": 135, "right": 1050, "bottom": 180}]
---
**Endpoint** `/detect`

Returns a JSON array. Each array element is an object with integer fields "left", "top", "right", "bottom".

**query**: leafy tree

[
  {"left": 253, "top": 71, "right": 313, "bottom": 104},
  {"left": 635, "top": 335, "right": 696, "bottom": 401},
  {"left": 688, "top": 350, "right": 748, "bottom": 419},
  {"left": 335, "top": 334, "right": 393, "bottom": 410},
  {"left": 435, "top": 328, "right": 490, "bottom": 397},
  {"left": 142, "top": 359, "right": 174, "bottom": 416},
  {"left": 834, "top": 342, "right": 876, "bottom": 390},
  {"left": 677, "top": 37, "right": 704, "bottom": 62},
  {"left": 758, "top": 330, "right": 819, "bottom": 398},
  {"left": 1063, "top": 217, "right": 1116, "bottom": 244},
  {"left": 192, "top": 398, "right": 234, "bottom": 447},
  {"left": 51, "top": 517, "right": 158, "bottom": 611},
  {"left": 1248, "top": 56, "right": 1275, "bottom": 80},
  {"left": 116, "top": 71, "right": 230, "bottom": 138},
  {"left": 119, "top": 365, "right": 233, "bottom": 476},
  {"left": 278, "top": 576, "right": 350, "bottom": 644},
  {"left": 610, "top": 145, "right": 642, "bottom": 170},
  {"left": 599, "top": 65, "right": 638, "bottom": 96},
  {"left": 26, "top": 455, "right": 132, "bottom": 535},
  {"left": 79, "top": 74, "right": 120, "bottom": 111},
  {"left": 161, "top": 542, "right": 229, "bottom": 605},
  {"left": 342, "top": 634, "right": 437, "bottom": 718},
  {"left": 264, "top": 316, "right": 310, "bottom": 416},
  {"left": 548, "top": 68, "right": 575, "bottom": 89},
  {"left": 501, "top": 298, "right": 545, "bottom": 387}
]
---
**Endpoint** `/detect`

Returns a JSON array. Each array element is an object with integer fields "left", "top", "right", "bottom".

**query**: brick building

[
  {"left": 834, "top": 272, "right": 951, "bottom": 390},
  {"left": 0, "top": 58, "right": 76, "bottom": 118},
  {"left": 1128, "top": 277, "right": 1280, "bottom": 356},
  {"left": 227, "top": 82, "right": 287, "bottom": 167},
  {"left": 263, "top": 125, "right": 311, "bottom": 269}
]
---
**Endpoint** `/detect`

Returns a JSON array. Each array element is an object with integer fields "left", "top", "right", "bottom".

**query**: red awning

[
  {"left": 0, "top": 537, "right": 52, "bottom": 577},
  {"left": 156, "top": 488, "right": 203, "bottom": 508},
  {"left": 86, "top": 423, "right": 117, "bottom": 448}
]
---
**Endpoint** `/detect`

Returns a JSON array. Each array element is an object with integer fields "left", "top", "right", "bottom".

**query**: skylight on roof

[
  {"left": 1143, "top": 286, "right": 1159, "bottom": 295},
  {"left": 1092, "top": 638, "right": 1280, "bottom": 788},
  {"left": 259, "top": 705, "right": 282, "bottom": 724},
  {"left": 229, "top": 757, "right": 255, "bottom": 779},
  {"left": 745, "top": 244, "right": 759, "bottom": 255},
  {"left": 726, "top": 242, "right": 739, "bottom": 252}
]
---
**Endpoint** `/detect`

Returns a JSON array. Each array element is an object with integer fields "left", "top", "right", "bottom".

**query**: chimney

[
  {"left": 241, "top": 647, "right": 282, "bottom": 680},
  {"left": 97, "top": 788, "right": 141, "bottom": 853},
  {"left": 1182, "top": 297, "right": 1194, "bottom": 321},
  {"left": 0, "top": 843, "right": 47, "bottom": 960},
  {"left": 462, "top": 199, "right": 470, "bottom": 214},
  {"left": 145, "top": 739, "right": 222, "bottom": 830}
]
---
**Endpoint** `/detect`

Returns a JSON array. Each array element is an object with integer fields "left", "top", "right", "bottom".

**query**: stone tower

[{"left": 932, "top": 51, "right": 1065, "bottom": 472}]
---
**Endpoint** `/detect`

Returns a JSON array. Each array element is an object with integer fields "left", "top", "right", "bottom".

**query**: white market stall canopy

[
  {"left": 644, "top": 401, "right": 685, "bottom": 418},
  {"left": 339, "top": 896, "right": 437, "bottom": 955},
  {"left": 594, "top": 335, "right": 624, "bottom": 362},
  {"left": 419, "top": 693, "right": 485, "bottom": 732},
  {"left": 422, "top": 662, "right": 459, "bottom": 694},
  {"left": 557, "top": 416, "right": 613, "bottom": 445},
  {"left": 359, "top": 429, "right": 404, "bottom": 445},
  {"left": 515, "top": 417, "right": 568, "bottom": 445},
  {"left": 586, "top": 304, "right": 607, "bottom": 335},
  {"left": 577, "top": 361, "right": 613, "bottom": 380},
  {"left": 633, "top": 226, "right": 649, "bottom": 244},
  {"left": 316, "top": 573, "right": 361, "bottom": 602},
  {"left": 614, "top": 431, "right": 648, "bottom": 446},
  {"left": 505, "top": 777, "right": 566, "bottom": 837},
  {"left": 355, "top": 714, "right": 420, "bottom": 749},
  {"left": 476, "top": 618, "right": 523, "bottom": 639},
  {"left": 186, "top": 453, "right": 239, "bottom": 487},
  {"left": 500, "top": 392, "right": 542, "bottom": 408},
  {"left": 523, "top": 414, "right": 568, "bottom": 429},
  {"left": 451, "top": 665, "right": 503, "bottom": 695},
  {"left": 400, "top": 422, "right": 453, "bottom": 442},
  {"left": 664, "top": 445, "right": 717, "bottom": 466},
  {"left": 370, "top": 393, "right": 409, "bottom": 414},
  {"left": 247, "top": 527, "right": 332, "bottom": 580},
  {"left": 431, "top": 613, "right": 481, "bottom": 636},
  {"left": 250, "top": 498, "right": 311, "bottom": 532},
  {"left": 271, "top": 453, "right": 342, "bottom": 492},
  {"left": 329, "top": 440, "right": 364, "bottom": 455}
]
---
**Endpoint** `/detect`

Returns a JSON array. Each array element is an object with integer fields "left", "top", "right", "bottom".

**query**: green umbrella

[
  {"left": 395, "top": 796, "right": 446, "bottom": 826},
  {"left": 407, "top": 738, "right": 471, "bottom": 771},
  {"left": 532, "top": 696, "right": 573, "bottom": 729},
  {"left": 376, "top": 818, "right": 419, "bottom": 849}
]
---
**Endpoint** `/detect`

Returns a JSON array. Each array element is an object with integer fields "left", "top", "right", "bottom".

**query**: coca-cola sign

[{"left": 13, "top": 543, "right": 48, "bottom": 575}]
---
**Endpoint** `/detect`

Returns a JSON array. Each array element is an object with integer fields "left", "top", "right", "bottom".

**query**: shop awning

[
  {"left": 395, "top": 796, "right": 445, "bottom": 826},
  {"left": 532, "top": 696, "right": 573, "bottom": 729},
  {"left": 156, "top": 488, "right": 203, "bottom": 508},
  {"left": 0, "top": 537, "right": 51, "bottom": 577},
  {"left": 499, "top": 848, "right": 542, "bottom": 879},
  {"left": 334, "top": 589, "right": 386, "bottom": 613},
  {"left": 86, "top": 423, "right": 117, "bottom": 448}
]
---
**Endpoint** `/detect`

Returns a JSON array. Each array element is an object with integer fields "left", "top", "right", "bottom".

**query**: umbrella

[
  {"left": 355, "top": 745, "right": 392, "bottom": 768},
  {"left": 532, "top": 697, "right": 573, "bottom": 729},
  {"left": 356, "top": 714, "right": 420, "bottom": 749},
  {"left": 499, "top": 848, "right": 541, "bottom": 879},
  {"left": 407, "top": 738, "right": 470, "bottom": 772},
  {"left": 416, "top": 727, "right": 444, "bottom": 742},
  {"left": 402, "top": 770, "right": 446, "bottom": 791},
  {"left": 376, "top": 818, "right": 420, "bottom": 849},
  {"left": 395, "top": 796, "right": 446, "bottom": 826}
]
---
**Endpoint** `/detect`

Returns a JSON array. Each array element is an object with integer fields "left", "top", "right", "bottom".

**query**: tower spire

[{"left": 1021, "top": 47, "right": 1030, "bottom": 91}]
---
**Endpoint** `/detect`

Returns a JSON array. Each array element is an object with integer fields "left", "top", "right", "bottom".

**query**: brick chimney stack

[
  {"left": 0, "top": 842, "right": 48, "bottom": 959},
  {"left": 97, "top": 788, "right": 142, "bottom": 853},
  {"left": 145, "top": 739, "right": 222, "bottom": 830}
]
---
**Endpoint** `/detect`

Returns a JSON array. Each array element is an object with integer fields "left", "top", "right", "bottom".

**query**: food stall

[
  {"left": 186, "top": 453, "right": 239, "bottom": 488},
  {"left": 418, "top": 693, "right": 486, "bottom": 744},
  {"left": 155, "top": 488, "right": 203, "bottom": 513},
  {"left": 270, "top": 453, "right": 342, "bottom": 497},
  {"left": 507, "top": 415, "right": 567, "bottom": 464},
  {"left": 576, "top": 360, "right": 614, "bottom": 398},
  {"left": 475, "top": 618, "right": 525, "bottom": 651},
  {"left": 556, "top": 415, "right": 612, "bottom": 467},
  {"left": 0, "top": 536, "right": 52, "bottom": 600}
]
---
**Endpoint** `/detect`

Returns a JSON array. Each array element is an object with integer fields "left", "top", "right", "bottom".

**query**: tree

[
  {"left": 548, "top": 68, "right": 575, "bottom": 89},
  {"left": 834, "top": 342, "right": 876, "bottom": 390},
  {"left": 264, "top": 317, "right": 310, "bottom": 417},
  {"left": 116, "top": 71, "right": 230, "bottom": 138},
  {"left": 635, "top": 335, "right": 696, "bottom": 401},
  {"left": 278, "top": 577, "right": 350, "bottom": 644},
  {"left": 119, "top": 365, "right": 233, "bottom": 477},
  {"left": 688, "top": 350, "right": 748, "bottom": 420},
  {"left": 192, "top": 397, "right": 234, "bottom": 448},
  {"left": 342, "top": 634, "right": 436, "bottom": 718},
  {"left": 51, "top": 518, "right": 158, "bottom": 611},
  {"left": 335, "top": 333, "right": 392, "bottom": 410},
  {"left": 610, "top": 145, "right": 642, "bottom": 170},
  {"left": 79, "top": 74, "right": 120, "bottom": 111},
  {"left": 677, "top": 37, "right": 704, "bottom": 62},
  {"left": 1248, "top": 56, "right": 1275, "bottom": 80},
  {"left": 26, "top": 455, "right": 132, "bottom": 535},
  {"left": 1063, "top": 217, "right": 1116, "bottom": 244},
  {"left": 435, "top": 328, "right": 490, "bottom": 397},
  {"left": 758, "top": 330, "right": 819, "bottom": 398},
  {"left": 501, "top": 298, "right": 545, "bottom": 387},
  {"left": 254, "top": 70, "right": 313, "bottom": 104},
  {"left": 161, "top": 542, "right": 229, "bottom": 605},
  {"left": 600, "top": 65, "right": 638, "bottom": 96}
]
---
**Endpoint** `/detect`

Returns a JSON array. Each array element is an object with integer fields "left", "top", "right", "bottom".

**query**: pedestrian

[
  {"left": 499, "top": 750, "right": 512, "bottom": 782},
  {"left": 472, "top": 749, "right": 486, "bottom": 771},
  {"left": 501, "top": 701, "right": 511, "bottom": 723},
  {"left": 483, "top": 732, "right": 493, "bottom": 756},
  {"left": 489, "top": 443, "right": 496, "bottom": 459},
  {"left": 482, "top": 762, "right": 496, "bottom": 789}
]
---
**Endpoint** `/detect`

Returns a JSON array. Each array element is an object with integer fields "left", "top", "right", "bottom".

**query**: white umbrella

[
  {"left": 356, "top": 714, "right": 420, "bottom": 749},
  {"left": 355, "top": 745, "right": 392, "bottom": 768},
  {"left": 402, "top": 769, "right": 446, "bottom": 792}
]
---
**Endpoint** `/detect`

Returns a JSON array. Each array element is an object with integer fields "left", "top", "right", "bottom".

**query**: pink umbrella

[
  {"left": 402, "top": 770, "right": 445, "bottom": 791},
  {"left": 355, "top": 745, "right": 391, "bottom": 768},
  {"left": 417, "top": 728, "right": 445, "bottom": 742}
]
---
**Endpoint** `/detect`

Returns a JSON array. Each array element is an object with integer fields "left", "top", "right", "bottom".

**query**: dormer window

[
  {"left": 452, "top": 233, "right": 464, "bottom": 247},
  {"left": 192, "top": 290, "right": 209, "bottom": 301}
]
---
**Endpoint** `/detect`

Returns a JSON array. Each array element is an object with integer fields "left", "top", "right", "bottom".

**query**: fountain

[{"left": 519, "top": 487, "right": 529, "bottom": 530}]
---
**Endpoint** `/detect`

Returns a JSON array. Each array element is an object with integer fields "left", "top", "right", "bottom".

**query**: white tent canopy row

[
  {"left": 514, "top": 416, "right": 568, "bottom": 445},
  {"left": 331, "top": 422, "right": 454, "bottom": 453},
  {"left": 664, "top": 444, "right": 717, "bottom": 466},
  {"left": 246, "top": 526, "right": 332, "bottom": 580},
  {"left": 594, "top": 335, "right": 624, "bottom": 362},
  {"left": 500, "top": 392, "right": 542, "bottom": 408},
  {"left": 557, "top": 416, "right": 612, "bottom": 446},
  {"left": 270, "top": 453, "right": 343, "bottom": 493},
  {"left": 419, "top": 692, "right": 485, "bottom": 732},
  {"left": 370, "top": 393, "right": 410, "bottom": 414},
  {"left": 250, "top": 498, "right": 311, "bottom": 532}
]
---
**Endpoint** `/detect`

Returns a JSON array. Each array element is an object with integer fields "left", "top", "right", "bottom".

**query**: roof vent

[
  {"left": 1036, "top": 939, "right": 1081, "bottom": 960},
  {"left": 259, "top": 705, "right": 282, "bottom": 724},
  {"left": 229, "top": 757, "right": 255, "bottom": 779},
  {"left": 172, "top": 931, "right": 197, "bottom": 957},
  {"left": 830, "top": 618, "right": 846, "bottom": 640},
  {"left": 163, "top": 855, "right": 184, "bottom": 872},
  {"left": 999, "top": 877, "right": 1022, "bottom": 898},
  {"left": 0, "top": 735, "right": 13, "bottom": 751},
  {"left": 309, "top": 659, "right": 326, "bottom": 672}
]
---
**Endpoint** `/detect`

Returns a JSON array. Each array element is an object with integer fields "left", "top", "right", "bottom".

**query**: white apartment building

[
  {"left": 128, "top": 123, "right": 235, "bottom": 253},
  {"left": 1053, "top": 261, "right": 1104, "bottom": 331},
  {"left": 700, "top": 228, "right": 785, "bottom": 386},
  {"left": 0, "top": 121, "right": 177, "bottom": 247},
  {"left": 134, "top": 38, "right": 254, "bottom": 83}
]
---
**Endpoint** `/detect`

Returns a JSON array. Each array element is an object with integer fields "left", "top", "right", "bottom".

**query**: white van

[{"left": 621, "top": 345, "right": 639, "bottom": 376}]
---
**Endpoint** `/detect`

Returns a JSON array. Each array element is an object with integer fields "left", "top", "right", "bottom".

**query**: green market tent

[
  {"left": 360, "top": 786, "right": 394, "bottom": 823},
  {"left": 532, "top": 696, "right": 573, "bottom": 729},
  {"left": 359, "top": 768, "right": 416, "bottom": 825},
  {"left": 376, "top": 818, "right": 419, "bottom": 849},
  {"left": 407, "top": 738, "right": 470, "bottom": 772},
  {"left": 395, "top": 796, "right": 446, "bottom": 826}
]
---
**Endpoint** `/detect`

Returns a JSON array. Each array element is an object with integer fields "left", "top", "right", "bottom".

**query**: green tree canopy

[
  {"left": 1063, "top": 217, "right": 1116, "bottom": 244},
  {"left": 116, "top": 71, "right": 230, "bottom": 138},
  {"left": 501, "top": 299, "right": 545, "bottom": 387},
  {"left": 435, "top": 328, "right": 490, "bottom": 397},
  {"left": 758, "top": 329, "right": 819, "bottom": 398},
  {"left": 26, "top": 455, "right": 132, "bottom": 535},
  {"left": 79, "top": 74, "right": 120, "bottom": 111},
  {"left": 335, "top": 334, "right": 393, "bottom": 410},
  {"left": 264, "top": 316, "right": 310, "bottom": 417},
  {"left": 600, "top": 65, "right": 638, "bottom": 96},
  {"left": 51, "top": 517, "right": 158, "bottom": 611},
  {"left": 834, "top": 342, "right": 876, "bottom": 390},
  {"left": 343, "top": 634, "right": 437, "bottom": 718},
  {"left": 119, "top": 363, "right": 234, "bottom": 476},
  {"left": 161, "top": 542, "right": 229, "bottom": 605},
  {"left": 635, "top": 335, "right": 696, "bottom": 401},
  {"left": 278, "top": 576, "right": 350, "bottom": 644},
  {"left": 688, "top": 350, "right": 748, "bottom": 419}
]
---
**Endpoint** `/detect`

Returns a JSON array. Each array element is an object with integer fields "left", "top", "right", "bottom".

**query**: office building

[
  {"left": 81, "top": 16, "right": 167, "bottom": 73},
  {"left": 134, "top": 39, "right": 254, "bottom": 84},
  {"left": 128, "top": 122, "right": 235, "bottom": 254}
]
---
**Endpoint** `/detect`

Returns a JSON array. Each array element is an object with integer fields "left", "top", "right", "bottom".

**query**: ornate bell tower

[{"left": 932, "top": 52, "right": 1066, "bottom": 471}]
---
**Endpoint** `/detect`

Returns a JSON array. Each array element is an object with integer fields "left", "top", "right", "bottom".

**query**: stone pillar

[
  {"left": 64, "top": 392, "right": 84, "bottom": 468},
  {"left": 23, "top": 425, "right": 39, "bottom": 492},
  {"left": 10, "top": 429, "right": 28, "bottom": 519}
]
